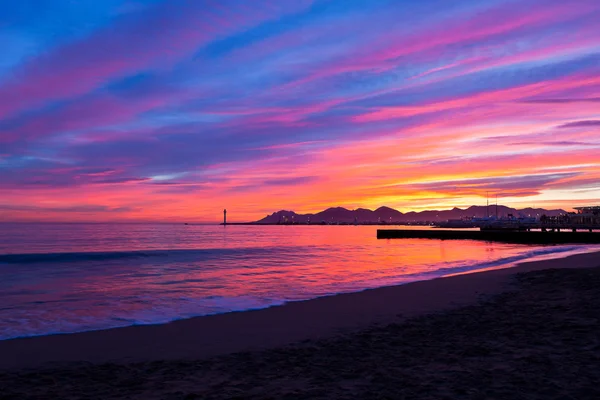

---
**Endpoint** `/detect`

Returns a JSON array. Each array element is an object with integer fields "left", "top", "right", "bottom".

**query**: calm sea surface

[{"left": 0, "top": 223, "right": 597, "bottom": 340}]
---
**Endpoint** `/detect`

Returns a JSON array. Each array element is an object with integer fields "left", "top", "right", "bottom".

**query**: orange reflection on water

[{"left": 0, "top": 224, "right": 583, "bottom": 339}]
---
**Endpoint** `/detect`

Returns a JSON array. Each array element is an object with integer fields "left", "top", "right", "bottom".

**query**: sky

[{"left": 0, "top": 0, "right": 599, "bottom": 223}]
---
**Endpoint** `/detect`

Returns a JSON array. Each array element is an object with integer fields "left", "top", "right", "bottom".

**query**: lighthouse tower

[{"left": 223, "top": 209, "right": 227, "bottom": 225}]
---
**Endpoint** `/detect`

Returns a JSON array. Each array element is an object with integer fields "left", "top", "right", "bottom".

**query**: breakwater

[{"left": 377, "top": 229, "right": 600, "bottom": 244}]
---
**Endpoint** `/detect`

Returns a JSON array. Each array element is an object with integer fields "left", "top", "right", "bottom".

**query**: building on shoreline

[{"left": 571, "top": 206, "right": 600, "bottom": 225}]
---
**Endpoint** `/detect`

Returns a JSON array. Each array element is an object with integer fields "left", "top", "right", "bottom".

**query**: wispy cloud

[{"left": 557, "top": 120, "right": 600, "bottom": 129}]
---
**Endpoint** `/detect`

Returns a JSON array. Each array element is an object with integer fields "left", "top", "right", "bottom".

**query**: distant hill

[{"left": 254, "top": 205, "right": 567, "bottom": 224}]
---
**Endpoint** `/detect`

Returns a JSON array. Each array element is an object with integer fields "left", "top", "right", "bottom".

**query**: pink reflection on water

[{"left": 0, "top": 224, "right": 592, "bottom": 339}]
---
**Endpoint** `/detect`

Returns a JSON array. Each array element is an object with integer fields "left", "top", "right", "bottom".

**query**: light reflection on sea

[{"left": 0, "top": 223, "right": 597, "bottom": 340}]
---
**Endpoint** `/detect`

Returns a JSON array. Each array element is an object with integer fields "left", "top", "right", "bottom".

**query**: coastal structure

[
  {"left": 223, "top": 209, "right": 227, "bottom": 226},
  {"left": 571, "top": 206, "right": 600, "bottom": 225},
  {"left": 380, "top": 204, "right": 600, "bottom": 242},
  {"left": 377, "top": 229, "right": 600, "bottom": 244},
  {"left": 435, "top": 205, "right": 600, "bottom": 231}
]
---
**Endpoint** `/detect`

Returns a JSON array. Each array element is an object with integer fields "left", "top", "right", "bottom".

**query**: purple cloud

[
  {"left": 558, "top": 120, "right": 600, "bottom": 129},
  {"left": 520, "top": 97, "right": 600, "bottom": 104},
  {"left": 0, "top": 0, "right": 315, "bottom": 120}
]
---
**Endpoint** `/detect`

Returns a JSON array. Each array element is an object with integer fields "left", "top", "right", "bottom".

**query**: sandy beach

[{"left": 1, "top": 250, "right": 599, "bottom": 399}]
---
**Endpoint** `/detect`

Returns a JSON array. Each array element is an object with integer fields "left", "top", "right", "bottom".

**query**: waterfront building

[{"left": 571, "top": 206, "right": 600, "bottom": 225}]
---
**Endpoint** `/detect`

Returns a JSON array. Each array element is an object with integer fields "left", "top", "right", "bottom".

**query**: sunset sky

[{"left": 1, "top": 0, "right": 599, "bottom": 222}]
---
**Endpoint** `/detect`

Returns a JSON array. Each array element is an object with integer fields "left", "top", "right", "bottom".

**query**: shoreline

[{"left": 1, "top": 250, "right": 599, "bottom": 370}]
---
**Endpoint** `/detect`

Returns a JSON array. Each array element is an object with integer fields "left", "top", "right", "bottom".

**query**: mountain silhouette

[{"left": 255, "top": 205, "right": 567, "bottom": 224}]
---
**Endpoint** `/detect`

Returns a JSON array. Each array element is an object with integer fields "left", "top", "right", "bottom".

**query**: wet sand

[{"left": 1, "top": 251, "right": 599, "bottom": 399}]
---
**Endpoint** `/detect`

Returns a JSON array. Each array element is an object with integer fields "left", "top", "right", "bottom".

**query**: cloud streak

[{"left": 558, "top": 120, "right": 600, "bottom": 129}]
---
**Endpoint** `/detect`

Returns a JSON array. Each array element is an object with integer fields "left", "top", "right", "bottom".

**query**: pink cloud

[
  {"left": 354, "top": 73, "right": 600, "bottom": 122},
  {"left": 273, "top": 0, "right": 598, "bottom": 92},
  {"left": 0, "top": 1, "right": 315, "bottom": 120}
]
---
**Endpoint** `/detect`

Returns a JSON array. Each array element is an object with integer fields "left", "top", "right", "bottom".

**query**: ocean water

[{"left": 0, "top": 223, "right": 597, "bottom": 340}]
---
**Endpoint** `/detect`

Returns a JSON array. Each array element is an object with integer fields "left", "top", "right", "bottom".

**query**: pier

[{"left": 376, "top": 229, "right": 600, "bottom": 244}]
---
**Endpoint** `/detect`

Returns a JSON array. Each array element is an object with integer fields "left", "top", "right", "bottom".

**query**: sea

[{"left": 1, "top": 223, "right": 598, "bottom": 340}]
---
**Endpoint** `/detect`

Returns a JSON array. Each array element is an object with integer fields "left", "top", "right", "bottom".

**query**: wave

[
  {"left": 0, "top": 295, "right": 286, "bottom": 341},
  {"left": 0, "top": 250, "right": 168, "bottom": 264},
  {"left": 0, "top": 246, "right": 297, "bottom": 265}
]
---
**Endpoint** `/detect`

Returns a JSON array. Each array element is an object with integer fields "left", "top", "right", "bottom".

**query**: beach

[{"left": 1, "top": 250, "right": 599, "bottom": 399}]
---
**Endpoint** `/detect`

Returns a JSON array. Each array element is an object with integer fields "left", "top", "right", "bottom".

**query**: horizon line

[{"left": 1, "top": 203, "right": 581, "bottom": 224}]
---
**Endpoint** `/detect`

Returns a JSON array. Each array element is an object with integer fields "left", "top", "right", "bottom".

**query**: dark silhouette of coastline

[{"left": 223, "top": 205, "right": 567, "bottom": 225}]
